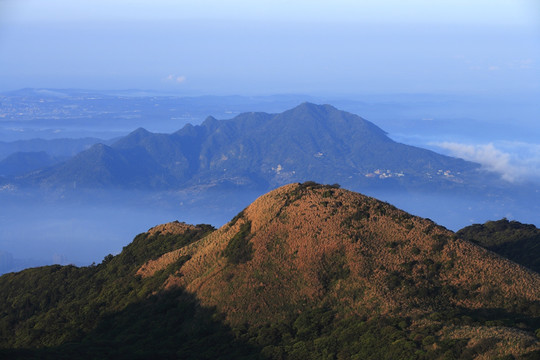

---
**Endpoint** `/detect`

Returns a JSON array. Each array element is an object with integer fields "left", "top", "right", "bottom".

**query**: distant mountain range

[
  {"left": 0, "top": 151, "right": 61, "bottom": 177},
  {"left": 0, "top": 137, "right": 105, "bottom": 160},
  {"left": 1, "top": 183, "right": 538, "bottom": 358},
  {"left": 11, "top": 103, "right": 485, "bottom": 192}
]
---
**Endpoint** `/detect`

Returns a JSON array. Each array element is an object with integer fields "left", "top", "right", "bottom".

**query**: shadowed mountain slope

[
  {"left": 1, "top": 183, "right": 539, "bottom": 359},
  {"left": 18, "top": 103, "right": 480, "bottom": 191},
  {"left": 0, "top": 151, "right": 61, "bottom": 177},
  {"left": 0, "top": 137, "right": 104, "bottom": 160},
  {"left": 28, "top": 143, "right": 174, "bottom": 188},
  {"left": 457, "top": 219, "right": 540, "bottom": 273}
]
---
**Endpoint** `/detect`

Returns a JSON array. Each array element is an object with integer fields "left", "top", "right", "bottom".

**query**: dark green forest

[
  {"left": 457, "top": 219, "right": 540, "bottom": 273},
  {"left": 0, "top": 216, "right": 539, "bottom": 359}
]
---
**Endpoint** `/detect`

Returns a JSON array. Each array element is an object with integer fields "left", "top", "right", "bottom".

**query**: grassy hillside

[
  {"left": 0, "top": 222, "right": 219, "bottom": 358},
  {"left": 1, "top": 183, "right": 539, "bottom": 359},
  {"left": 141, "top": 182, "right": 540, "bottom": 358}
]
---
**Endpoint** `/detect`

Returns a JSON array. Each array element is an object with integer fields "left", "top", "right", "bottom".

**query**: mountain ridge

[
  {"left": 140, "top": 183, "right": 540, "bottom": 323},
  {"left": 14, "top": 103, "right": 481, "bottom": 192},
  {"left": 1, "top": 182, "right": 539, "bottom": 359},
  {"left": 0, "top": 151, "right": 62, "bottom": 177}
]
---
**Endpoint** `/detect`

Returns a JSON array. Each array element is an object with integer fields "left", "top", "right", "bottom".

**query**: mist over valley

[{"left": 0, "top": 93, "right": 539, "bottom": 273}]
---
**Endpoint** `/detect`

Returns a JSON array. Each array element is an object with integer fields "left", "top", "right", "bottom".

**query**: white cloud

[
  {"left": 433, "top": 141, "right": 540, "bottom": 183},
  {"left": 519, "top": 58, "right": 534, "bottom": 69},
  {"left": 163, "top": 74, "right": 186, "bottom": 84}
]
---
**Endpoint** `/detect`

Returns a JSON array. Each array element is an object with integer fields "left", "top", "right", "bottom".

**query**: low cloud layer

[{"left": 434, "top": 141, "right": 540, "bottom": 183}]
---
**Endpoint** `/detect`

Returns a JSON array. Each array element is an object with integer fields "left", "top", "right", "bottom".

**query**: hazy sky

[{"left": 0, "top": 0, "right": 538, "bottom": 95}]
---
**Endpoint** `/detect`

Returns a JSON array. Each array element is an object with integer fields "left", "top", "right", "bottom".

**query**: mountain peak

[
  {"left": 202, "top": 116, "right": 219, "bottom": 128},
  {"left": 146, "top": 221, "right": 198, "bottom": 237},
  {"left": 130, "top": 127, "right": 151, "bottom": 135},
  {"left": 140, "top": 182, "right": 540, "bottom": 328},
  {"left": 298, "top": 101, "right": 335, "bottom": 109},
  {"left": 288, "top": 102, "right": 337, "bottom": 116},
  {"left": 24, "top": 103, "right": 480, "bottom": 192},
  {"left": 3, "top": 182, "right": 540, "bottom": 358},
  {"left": 124, "top": 127, "right": 153, "bottom": 140},
  {"left": 112, "top": 127, "right": 158, "bottom": 150}
]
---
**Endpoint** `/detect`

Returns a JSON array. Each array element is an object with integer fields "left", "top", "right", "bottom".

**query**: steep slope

[
  {"left": 0, "top": 222, "right": 220, "bottom": 357},
  {"left": 1, "top": 183, "right": 539, "bottom": 359},
  {"left": 187, "top": 103, "right": 476, "bottom": 188},
  {"left": 18, "top": 103, "right": 481, "bottom": 191},
  {"left": 138, "top": 182, "right": 540, "bottom": 358},
  {"left": 0, "top": 151, "right": 61, "bottom": 177},
  {"left": 112, "top": 127, "right": 192, "bottom": 179},
  {"left": 142, "top": 183, "right": 540, "bottom": 318},
  {"left": 25, "top": 143, "right": 174, "bottom": 189},
  {"left": 457, "top": 219, "right": 540, "bottom": 273},
  {"left": 0, "top": 137, "right": 104, "bottom": 160}
]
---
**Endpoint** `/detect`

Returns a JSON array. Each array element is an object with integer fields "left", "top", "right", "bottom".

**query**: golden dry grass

[
  {"left": 146, "top": 220, "right": 197, "bottom": 236},
  {"left": 138, "top": 183, "right": 540, "bottom": 332},
  {"left": 442, "top": 325, "right": 540, "bottom": 359}
]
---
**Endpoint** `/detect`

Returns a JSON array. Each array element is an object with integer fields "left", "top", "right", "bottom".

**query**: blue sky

[{"left": 0, "top": 0, "right": 538, "bottom": 95}]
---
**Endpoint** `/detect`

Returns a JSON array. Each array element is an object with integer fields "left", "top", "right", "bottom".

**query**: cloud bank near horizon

[{"left": 434, "top": 141, "right": 540, "bottom": 183}]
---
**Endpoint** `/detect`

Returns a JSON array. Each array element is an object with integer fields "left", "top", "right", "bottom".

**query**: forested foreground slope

[
  {"left": 1, "top": 183, "right": 539, "bottom": 359},
  {"left": 457, "top": 219, "right": 540, "bottom": 274}
]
